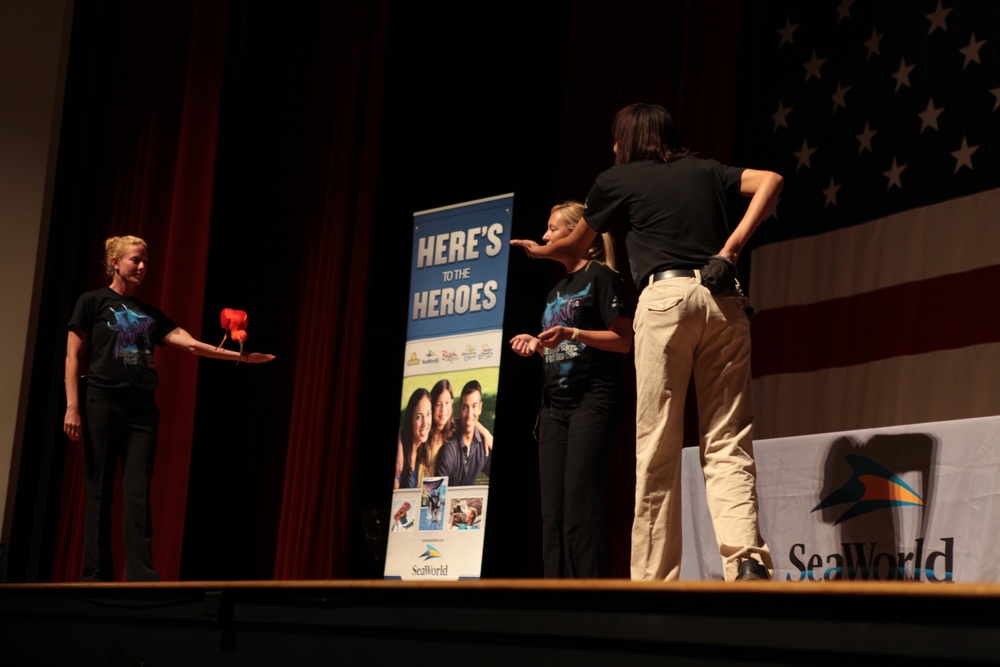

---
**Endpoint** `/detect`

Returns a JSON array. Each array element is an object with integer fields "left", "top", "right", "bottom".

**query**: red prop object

[{"left": 218, "top": 308, "right": 249, "bottom": 360}]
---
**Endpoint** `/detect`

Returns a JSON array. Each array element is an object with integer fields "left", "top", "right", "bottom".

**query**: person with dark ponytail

[
  {"left": 513, "top": 104, "right": 782, "bottom": 582},
  {"left": 510, "top": 201, "right": 632, "bottom": 578},
  {"left": 64, "top": 235, "right": 275, "bottom": 581}
]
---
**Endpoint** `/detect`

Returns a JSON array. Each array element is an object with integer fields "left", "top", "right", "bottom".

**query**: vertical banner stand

[{"left": 384, "top": 194, "right": 513, "bottom": 580}]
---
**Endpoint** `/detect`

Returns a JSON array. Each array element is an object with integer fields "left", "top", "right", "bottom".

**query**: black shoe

[{"left": 737, "top": 559, "right": 769, "bottom": 581}]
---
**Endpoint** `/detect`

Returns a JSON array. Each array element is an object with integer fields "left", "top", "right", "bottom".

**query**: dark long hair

[
  {"left": 400, "top": 388, "right": 431, "bottom": 483},
  {"left": 612, "top": 103, "right": 689, "bottom": 165},
  {"left": 429, "top": 379, "right": 456, "bottom": 443}
]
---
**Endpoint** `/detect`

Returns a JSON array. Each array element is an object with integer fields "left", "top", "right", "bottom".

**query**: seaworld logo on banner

[
  {"left": 813, "top": 454, "right": 925, "bottom": 525},
  {"left": 787, "top": 538, "right": 954, "bottom": 583},
  {"left": 413, "top": 545, "right": 449, "bottom": 576},
  {"left": 787, "top": 454, "right": 954, "bottom": 582},
  {"left": 420, "top": 545, "right": 443, "bottom": 560}
]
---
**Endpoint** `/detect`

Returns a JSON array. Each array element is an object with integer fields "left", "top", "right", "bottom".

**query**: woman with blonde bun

[{"left": 64, "top": 235, "right": 275, "bottom": 581}]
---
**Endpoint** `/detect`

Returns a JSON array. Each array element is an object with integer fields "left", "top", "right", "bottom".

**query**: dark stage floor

[{"left": 2, "top": 579, "right": 998, "bottom": 666}]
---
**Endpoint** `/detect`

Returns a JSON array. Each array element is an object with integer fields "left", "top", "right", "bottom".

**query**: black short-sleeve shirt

[
  {"left": 68, "top": 287, "right": 178, "bottom": 391},
  {"left": 541, "top": 261, "right": 629, "bottom": 403},
  {"left": 584, "top": 157, "right": 745, "bottom": 288}
]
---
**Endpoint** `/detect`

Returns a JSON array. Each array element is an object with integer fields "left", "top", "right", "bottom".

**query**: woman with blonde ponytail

[
  {"left": 550, "top": 201, "right": 617, "bottom": 271},
  {"left": 509, "top": 202, "right": 632, "bottom": 578}
]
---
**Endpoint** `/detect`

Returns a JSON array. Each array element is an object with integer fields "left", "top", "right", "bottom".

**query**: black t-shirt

[
  {"left": 541, "top": 261, "right": 629, "bottom": 403},
  {"left": 68, "top": 287, "right": 178, "bottom": 391},
  {"left": 583, "top": 157, "right": 745, "bottom": 288}
]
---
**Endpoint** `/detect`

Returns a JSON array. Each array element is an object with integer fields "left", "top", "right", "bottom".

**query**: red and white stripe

[{"left": 750, "top": 187, "right": 1000, "bottom": 439}]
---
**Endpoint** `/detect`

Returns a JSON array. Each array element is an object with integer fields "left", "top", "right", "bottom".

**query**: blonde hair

[
  {"left": 104, "top": 235, "right": 147, "bottom": 276},
  {"left": 550, "top": 202, "right": 617, "bottom": 271}
]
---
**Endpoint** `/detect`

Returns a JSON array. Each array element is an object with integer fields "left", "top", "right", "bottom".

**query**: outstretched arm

[
  {"left": 511, "top": 217, "right": 598, "bottom": 261},
  {"left": 164, "top": 327, "right": 275, "bottom": 363},
  {"left": 719, "top": 169, "right": 783, "bottom": 262}
]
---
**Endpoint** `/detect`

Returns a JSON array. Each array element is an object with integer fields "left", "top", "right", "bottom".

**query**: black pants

[
  {"left": 537, "top": 392, "right": 620, "bottom": 578},
  {"left": 80, "top": 384, "right": 160, "bottom": 582}
]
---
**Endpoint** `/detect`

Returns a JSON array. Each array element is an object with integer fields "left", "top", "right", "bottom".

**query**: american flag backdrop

[{"left": 744, "top": 1, "right": 1000, "bottom": 439}]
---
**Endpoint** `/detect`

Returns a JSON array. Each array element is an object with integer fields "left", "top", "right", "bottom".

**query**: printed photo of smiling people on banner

[{"left": 384, "top": 194, "right": 512, "bottom": 580}]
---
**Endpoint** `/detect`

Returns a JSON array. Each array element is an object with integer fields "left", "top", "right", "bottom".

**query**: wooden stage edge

[
  {"left": 3, "top": 578, "right": 1000, "bottom": 665},
  {"left": 6, "top": 576, "right": 1000, "bottom": 597}
]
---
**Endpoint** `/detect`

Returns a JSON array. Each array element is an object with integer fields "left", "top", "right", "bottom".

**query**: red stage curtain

[
  {"left": 49, "top": 0, "right": 228, "bottom": 582},
  {"left": 272, "top": 1, "right": 388, "bottom": 580}
]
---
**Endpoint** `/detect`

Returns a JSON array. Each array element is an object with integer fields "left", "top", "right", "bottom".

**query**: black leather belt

[{"left": 651, "top": 269, "right": 696, "bottom": 283}]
